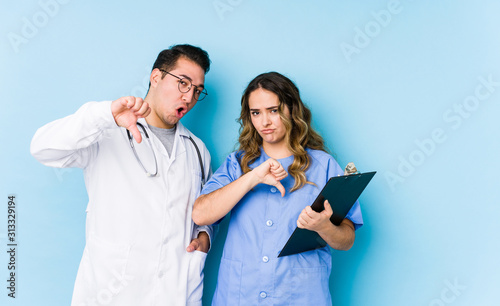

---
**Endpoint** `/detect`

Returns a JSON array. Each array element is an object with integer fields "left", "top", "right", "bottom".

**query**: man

[{"left": 31, "top": 44, "right": 213, "bottom": 306}]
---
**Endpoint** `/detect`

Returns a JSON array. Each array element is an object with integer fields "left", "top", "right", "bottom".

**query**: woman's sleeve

[{"left": 200, "top": 152, "right": 242, "bottom": 196}]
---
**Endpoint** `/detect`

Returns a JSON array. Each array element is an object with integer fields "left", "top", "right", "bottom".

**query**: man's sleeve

[
  {"left": 192, "top": 224, "right": 215, "bottom": 251},
  {"left": 192, "top": 141, "right": 215, "bottom": 249},
  {"left": 30, "top": 101, "right": 117, "bottom": 169}
]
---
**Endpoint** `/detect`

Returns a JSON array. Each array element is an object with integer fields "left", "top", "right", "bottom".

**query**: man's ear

[{"left": 149, "top": 68, "right": 162, "bottom": 89}]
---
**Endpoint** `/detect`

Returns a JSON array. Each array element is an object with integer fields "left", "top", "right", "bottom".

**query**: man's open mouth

[{"left": 176, "top": 106, "right": 187, "bottom": 118}]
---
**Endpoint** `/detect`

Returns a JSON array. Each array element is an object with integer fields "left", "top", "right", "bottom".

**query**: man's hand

[
  {"left": 253, "top": 158, "right": 288, "bottom": 197},
  {"left": 186, "top": 231, "right": 210, "bottom": 253},
  {"left": 111, "top": 96, "right": 151, "bottom": 143},
  {"left": 297, "top": 200, "right": 334, "bottom": 233}
]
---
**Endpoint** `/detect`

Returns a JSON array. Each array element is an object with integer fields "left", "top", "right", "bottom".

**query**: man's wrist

[{"left": 198, "top": 231, "right": 210, "bottom": 252}]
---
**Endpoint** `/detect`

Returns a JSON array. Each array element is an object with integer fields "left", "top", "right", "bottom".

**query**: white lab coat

[{"left": 30, "top": 101, "right": 212, "bottom": 306}]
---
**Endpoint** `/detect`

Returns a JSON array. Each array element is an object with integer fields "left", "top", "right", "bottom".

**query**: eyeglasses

[{"left": 160, "top": 69, "right": 208, "bottom": 101}]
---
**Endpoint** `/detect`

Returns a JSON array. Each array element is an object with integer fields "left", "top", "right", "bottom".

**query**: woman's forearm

[
  {"left": 317, "top": 219, "right": 356, "bottom": 251},
  {"left": 192, "top": 170, "right": 260, "bottom": 226}
]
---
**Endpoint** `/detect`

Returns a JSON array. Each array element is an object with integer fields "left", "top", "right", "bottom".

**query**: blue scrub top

[{"left": 201, "top": 148, "right": 363, "bottom": 305}]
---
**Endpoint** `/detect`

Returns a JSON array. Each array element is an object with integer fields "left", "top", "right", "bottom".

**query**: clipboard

[{"left": 278, "top": 171, "right": 376, "bottom": 257}]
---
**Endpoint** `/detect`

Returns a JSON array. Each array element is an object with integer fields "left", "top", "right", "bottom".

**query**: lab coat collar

[{"left": 175, "top": 121, "right": 191, "bottom": 139}]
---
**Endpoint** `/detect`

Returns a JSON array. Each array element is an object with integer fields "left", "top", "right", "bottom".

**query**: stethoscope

[
  {"left": 127, "top": 122, "right": 206, "bottom": 189},
  {"left": 127, "top": 122, "right": 158, "bottom": 177}
]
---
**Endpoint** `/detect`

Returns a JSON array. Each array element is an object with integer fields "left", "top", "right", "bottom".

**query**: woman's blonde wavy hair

[{"left": 238, "top": 72, "right": 327, "bottom": 192}]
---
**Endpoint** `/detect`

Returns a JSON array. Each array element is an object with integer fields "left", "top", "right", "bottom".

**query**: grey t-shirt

[{"left": 148, "top": 124, "right": 176, "bottom": 157}]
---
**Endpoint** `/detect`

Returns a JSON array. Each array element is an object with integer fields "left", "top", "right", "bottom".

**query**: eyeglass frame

[{"left": 159, "top": 69, "right": 208, "bottom": 101}]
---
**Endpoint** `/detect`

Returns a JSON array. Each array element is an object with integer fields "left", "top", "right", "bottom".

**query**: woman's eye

[{"left": 251, "top": 111, "right": 259, "bottom": 116}]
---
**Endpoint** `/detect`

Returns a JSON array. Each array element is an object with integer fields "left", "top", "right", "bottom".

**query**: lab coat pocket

[
  {"left": 86, "top": 235, "right": 132, "bottom": 297},
  {"left": 187, "top": 250, "right": 207, "bottom": 305}
]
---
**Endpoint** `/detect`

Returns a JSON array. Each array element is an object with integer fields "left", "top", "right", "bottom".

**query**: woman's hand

[
  {"left": 253, "top": 158, "right": 288, "bottom": 196},
  {"left": 297, "top": 200, "right": 334, "bottom": 233},
  {"left": 297, "top": 200, "right": 356, "bottom": 250},
  {"left": 193, "top": 158, "right": 288, "bottom": 226}
]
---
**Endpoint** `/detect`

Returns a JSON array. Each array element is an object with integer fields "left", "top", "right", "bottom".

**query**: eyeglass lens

[{"left": 177, "top": 79, "right": 207, "bottom": 101}]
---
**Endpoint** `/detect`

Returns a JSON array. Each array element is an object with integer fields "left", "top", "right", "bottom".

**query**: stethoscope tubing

[
  {"left": 126, "top": 122, "right": 205, "bottom": 190},
  {"left": 127, "top": 122, "right": 158, "bottom": 177}
]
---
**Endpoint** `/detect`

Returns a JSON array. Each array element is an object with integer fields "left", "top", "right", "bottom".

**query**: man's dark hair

[{"left": 152, "top": 44, "right": 211, "bottom": 75}]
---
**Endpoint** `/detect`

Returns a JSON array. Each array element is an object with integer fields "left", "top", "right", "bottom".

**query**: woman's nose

[{"left": 262, "top": 113, "right": 271, "bottom": 126}]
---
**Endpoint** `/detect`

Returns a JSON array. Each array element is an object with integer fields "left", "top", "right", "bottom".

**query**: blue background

[{"left": 1, "top": 0, "right": 499, "bottom": 305}]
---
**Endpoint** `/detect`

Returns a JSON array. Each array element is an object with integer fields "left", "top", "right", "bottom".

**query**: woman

[{"left": 193, "top": 72, "right": 363, "bottom": 305}]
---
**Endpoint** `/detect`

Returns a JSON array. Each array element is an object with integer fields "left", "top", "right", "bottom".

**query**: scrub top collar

[{"left": 259, "top": 147, "right": 295, "bottom": 165}]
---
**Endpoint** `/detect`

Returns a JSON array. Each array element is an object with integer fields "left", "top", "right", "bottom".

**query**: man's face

[{"left": 146, "top": 57, "right": 205, "bottom": 129}]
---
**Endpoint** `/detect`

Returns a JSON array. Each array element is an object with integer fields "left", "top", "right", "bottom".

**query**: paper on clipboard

[{"left": 278, "top": 171, "right": 376, "bottom": 257}]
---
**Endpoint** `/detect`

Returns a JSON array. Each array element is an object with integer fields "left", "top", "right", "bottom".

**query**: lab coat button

[
  {"left": 270, "top": 187, "right": 277, "bottom": 193},
  {"left": 266, "top": 220, "right": 273, "bottom": 227},
  {"left": 260, "top": 291, "right": 267, "bottom": 298},
  {"left": 262, "top": 256, "right": 269, "bottom": 263}
]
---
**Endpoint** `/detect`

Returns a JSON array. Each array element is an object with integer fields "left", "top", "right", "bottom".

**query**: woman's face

[{"left": 248, "top": 88, "right": 290, "bottom": 149}]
